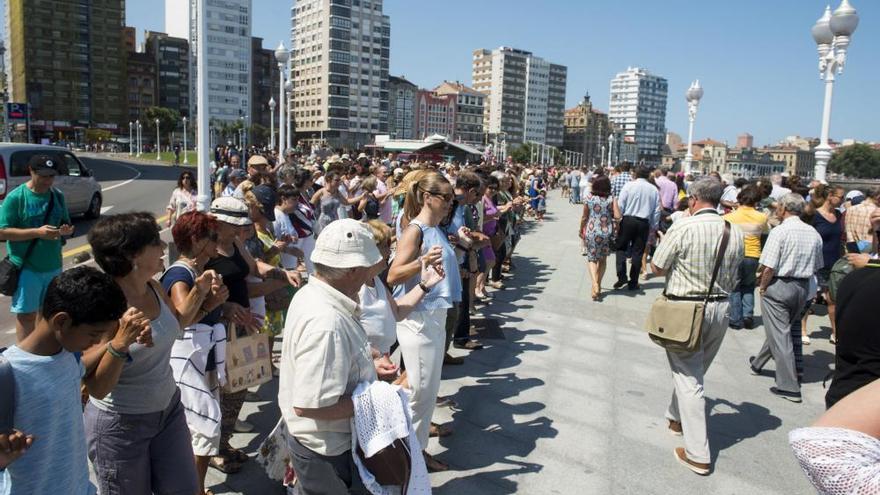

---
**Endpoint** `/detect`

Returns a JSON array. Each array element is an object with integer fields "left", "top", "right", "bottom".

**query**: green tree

[
  {"left": 84, "top": 128, "right": 112, "bottom": 144},
  {"left": 829, "top": 143, "right": 880, "bottom": 178},
  {"left": 251, "top": 123, "right": 269, "bottom": 146},
  {"left": 144, "top": 106, "right": 181, "bottom": 149}
]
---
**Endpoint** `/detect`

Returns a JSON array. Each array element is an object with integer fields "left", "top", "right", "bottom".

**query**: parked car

[{"left": 0, "top": 144, "right": 103, "bottom": 219}]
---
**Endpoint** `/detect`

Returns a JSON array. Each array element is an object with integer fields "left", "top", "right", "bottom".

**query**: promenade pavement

[{"left": 205, "top": 194, "right": 832, "bottom": 494}]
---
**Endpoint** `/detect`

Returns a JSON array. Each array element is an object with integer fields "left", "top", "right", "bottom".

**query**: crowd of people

[
  {"left": 566, "top": 163, "right": 880, "bottom": 489},
  {"left": 0, "top": 147, "right": 552, "bottom": 494}
]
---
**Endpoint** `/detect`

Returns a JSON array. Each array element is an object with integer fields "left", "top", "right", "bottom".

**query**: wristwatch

[{"left": 418, "top": 281, "right": 431, "bottom": 294}]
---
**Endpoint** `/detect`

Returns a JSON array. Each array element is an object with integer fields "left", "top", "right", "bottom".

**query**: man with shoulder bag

[{"left": 649, "top": 177, "right": 744, "bottom": 476}]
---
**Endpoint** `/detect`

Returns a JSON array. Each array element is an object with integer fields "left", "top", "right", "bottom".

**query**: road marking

[
  {"left": 100, "top": 206, "right": 114, "bottom": 214},
  {"left": 101, "top": 163, "right": 142, "bottom": 192},
  {"left": 63, "top": 214, "right": 170, "bottom": 259},
  {"left": 4, "top": 328, "right": 14, "bottom": 335}
]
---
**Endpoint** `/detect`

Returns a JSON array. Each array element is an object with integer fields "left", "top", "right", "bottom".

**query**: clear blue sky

[{"left": 123, "top": 1, "right": 880, "bottom": 145}]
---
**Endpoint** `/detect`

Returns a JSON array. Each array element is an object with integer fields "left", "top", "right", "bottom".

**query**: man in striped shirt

[{"left": 651, "top": 177, "right": 744, "bottom": 475}]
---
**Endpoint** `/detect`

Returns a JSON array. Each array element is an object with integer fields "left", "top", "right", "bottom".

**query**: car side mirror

[{"left": 81, "top": 168, "right": 92, "bottom": 177}]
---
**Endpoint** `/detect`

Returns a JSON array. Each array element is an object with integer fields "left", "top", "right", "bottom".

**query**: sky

[{"left": 72, "top": 1, "right": 880, "bottom": 145}]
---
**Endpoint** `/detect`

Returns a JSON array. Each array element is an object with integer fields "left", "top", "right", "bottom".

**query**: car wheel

[{"left": 85, "top": 193, "right": 102, "bottom": 219}]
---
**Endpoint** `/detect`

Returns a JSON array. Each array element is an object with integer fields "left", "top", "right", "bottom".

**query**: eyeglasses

[{"left": 424, "top": 189, "right": 454, "bottom": 202}]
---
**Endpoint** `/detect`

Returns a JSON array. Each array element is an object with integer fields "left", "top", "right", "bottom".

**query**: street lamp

[
  {"left": 684, "top": 79, "right": 704, "bottom": 175},
  {"left": 136, "top": 120, "right": 141, "bottom": 157},
  {"left": 182, "top": 116, "right": 188, "bottom": 164},
  {"left": 129, "top": 122, "right": 133, "bottom": 156},
  {"left": 608, "top": 132, "right": 615, "bottom": 168},
  {"left": 268, "top": 97, "right": 276, "bottom": 150},
  {"left": 155, "top": 118, "right": 161, "bottom": 160},
  {"left": 812, "top": 0, "right": 859, "bottom": 182},
  {"left": 275, "top": 42, "right": 289, "bottom": 155},
  {"left": 285, "top": 79, "right": 293, "bottom": 153}
]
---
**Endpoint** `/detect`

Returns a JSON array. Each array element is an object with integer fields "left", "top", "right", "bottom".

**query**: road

[{"left": 0, "top": 154, "right": 182, "bottom": 346}]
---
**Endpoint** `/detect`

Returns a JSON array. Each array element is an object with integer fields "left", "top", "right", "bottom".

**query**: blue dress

[{"left": 582, "top": 194, "right": 615, "bottom": 262}]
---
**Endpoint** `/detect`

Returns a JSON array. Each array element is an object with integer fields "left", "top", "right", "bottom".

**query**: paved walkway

[{"left": 208, "top": 194, "right": 832, "bottom": 493}]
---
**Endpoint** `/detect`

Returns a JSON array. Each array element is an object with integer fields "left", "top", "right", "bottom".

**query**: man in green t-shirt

[{"left": 0, "top": 154, "right": 73, "bottom": 341}]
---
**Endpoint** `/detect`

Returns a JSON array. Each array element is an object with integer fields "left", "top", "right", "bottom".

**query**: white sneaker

[{"left": 802, "top": 335, "right": 811, "bottom": 345}]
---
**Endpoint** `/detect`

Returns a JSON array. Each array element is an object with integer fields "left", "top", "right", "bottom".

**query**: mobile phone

[{"left": 845, "top": 242, "right": 860, "bottom": 254}]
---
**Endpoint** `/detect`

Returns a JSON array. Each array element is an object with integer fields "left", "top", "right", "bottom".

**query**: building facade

[
  {"left": 250, "top": 37, "right": 280, "bottom": 144},
  {"left": 737, "top": 133, "right": 754, "bottom": 149},
  {"left": 144, "top": 31, "right": 191, "bottom": 118},
  {"left": 764, "top": 146, "right": 816, "bottom": 178},
  {"left": 388, "top": 75, "right": 416, "bottom": 139},
  {"left": 562, "top": 94, "right": 610, "bottom": 168},
  {"left": 125, "top": 50, "right": 157, "bottom": 126},
  {"left": 727, "top": 148, "right": 785, "bottom": 179},
  {"left": 290, "top": 0, "right": 391, "bottom": 149},
  {"left": 472, "top": 46, "right": 566, "bottom": 147},
  {"left": 414, "top": 90, "right": 455, "bottom": 139},
  {"left": 6, "top": 0, "right": 126, "bottom": 140},
  {"left": 433, "top": 81, "right": 484, "bottom": 145},
  {"left": 166, "top": 0, "right": 252, "bottom": 123},
  {"left": 608, "top": 67, "right": 668, "bottom": 165}
]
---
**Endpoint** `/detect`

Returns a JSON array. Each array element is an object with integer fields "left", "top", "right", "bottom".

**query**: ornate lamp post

[
  {"left": 285, "top": 79, "right": 293, "bottom": 153},
  {"left": 129, "top": 122, "right": 133, "bottom": 156},
  {"left": 607, "top": 132, "right": 615, "bottom": 168},
  {"left": 274, "top": 43, "right": 289, "bottom": 155},
  {"left": 182, "top": 116, "right": 188, "bottom": 164},
  {"left": 268, "top": 97, "right": 276, "bottom": 150},
  {"left": 812, "top": 0, "right": 859, "bottom": 182},
  {"left": 684, "top": 80, "right": 704, "bottom": 175},
  {"left": 155, "top": 118, "right": 161, "bottom": 160},
  {"left": 136, "top": 120, "right": 141, "bottom": 157}
]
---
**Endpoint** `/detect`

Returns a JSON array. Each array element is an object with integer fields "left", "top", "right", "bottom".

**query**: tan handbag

[
  {"left": 223, "top": 323, "right": 274, "bottom": 393},
  {"left": 646, "top": 221, "right": 730, "bottom": 353}
]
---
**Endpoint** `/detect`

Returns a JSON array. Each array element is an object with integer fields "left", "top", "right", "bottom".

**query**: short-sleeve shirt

[
  {"left": 278, "top": 277, "right": 377, "bottom": 456},
  {"left": 0, "top": 185, "right": 71, "bottom": 272},
  {"left": 724, "top": 206, "right": 769, "bottom": 258},
  {"left": 1, "top": 347, "right": 95, "bottom": 495},
  {"left": 759, "top": 216, "right": 824, "bottom": 278}
]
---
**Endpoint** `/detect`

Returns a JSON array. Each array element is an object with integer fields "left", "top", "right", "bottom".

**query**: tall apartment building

[
  {"left": 6, "top": 0, "right": 126, "bottom": 140},
  {"left": 434, "top": 81, "right": 484, "bottom": 145},
  {"left": 608, "top": 67, "right": 668, "bottom": 164},
  {"left": 290, "top": 0, "right": 390, "bottom": 149},
  {"left": 251, "top": 37, "right": 280, "bottom": 142},
  {"left": 144, "top": 31, "right": 191, "bottom": 118},
  {"left": 472, "top": 47, "right": 566, "bottom": 146},
  {"left": 166, "top": 0, "right": 252, "bottom": 123},
  {"left": 563, "top": 94, "right": 610, "bottom": 167},
  {"left": 388, "top": 75, "right": 416, "bottom": 139}
]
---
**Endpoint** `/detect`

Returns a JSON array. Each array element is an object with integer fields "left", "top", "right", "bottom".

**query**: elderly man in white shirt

[{"left": 279, "top": 219, "right": 395, "bottom": 494}]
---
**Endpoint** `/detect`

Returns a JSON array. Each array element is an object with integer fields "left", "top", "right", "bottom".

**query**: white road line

[
  {"left": 4, "top": 328, "right": 15, "bottom": 335},
  {"left": 101, "top": 163, "right": 142, "bottom": 192},
  {"left": 100, "top": 206, "right": 114, "bottom": 214}
]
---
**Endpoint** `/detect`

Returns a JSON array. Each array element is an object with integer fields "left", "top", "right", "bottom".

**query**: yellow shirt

[{"left": 724, "top": 206, "right": 769, "bottom": 258}]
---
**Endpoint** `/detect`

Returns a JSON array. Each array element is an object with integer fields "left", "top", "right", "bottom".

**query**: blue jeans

[
  {"left": 570, "top": 186, "right": 580, "bottom": 203},
  {"left": 729, "top": 257, "right": 759, "bottom": 325}
]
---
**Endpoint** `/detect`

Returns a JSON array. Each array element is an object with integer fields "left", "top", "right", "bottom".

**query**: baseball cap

[
  {"left": 247, "top": 155, "right": 269, "bottom": 168},
  {"left": 28, "top": 154, "right": 59, "bottom": 176},
  {"left": 252, "top": 184, "right": 277, "bottom": 222},
  {"left": 310, "top": 219, "right": 382, "bottom": 269},
  {"left": 210, "top": 196, "right": 253, "bottom": 226}
]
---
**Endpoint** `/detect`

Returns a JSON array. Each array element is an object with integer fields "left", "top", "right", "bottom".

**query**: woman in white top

[
  {"left": 272, "top": 184, "right": 306, "bottom": 270},
  {"left": 167, "top": 171, "right": 198, "bottom": 228}
]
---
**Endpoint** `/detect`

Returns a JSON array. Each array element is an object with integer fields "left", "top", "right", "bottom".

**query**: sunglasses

[{"left": 425, "top": 190, "right": 454, "bottom": 202}]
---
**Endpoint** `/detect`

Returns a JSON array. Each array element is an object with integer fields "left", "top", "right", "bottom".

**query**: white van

[{"left": 0, "top": 144, "right": 103, "bottom": 218}]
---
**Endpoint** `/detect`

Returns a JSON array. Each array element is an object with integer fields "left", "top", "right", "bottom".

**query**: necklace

[{"left": 176, "top": 256, "right": 203, "bottom": 275}]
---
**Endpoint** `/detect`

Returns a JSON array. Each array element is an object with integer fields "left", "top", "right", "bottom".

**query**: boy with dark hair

[{"left": 0, "top": 266, "right": 145, "bottom": 495}]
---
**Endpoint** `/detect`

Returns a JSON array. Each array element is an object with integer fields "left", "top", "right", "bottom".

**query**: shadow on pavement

[{"left": 707, "top": 397, "right": 783, "bottom": 464}]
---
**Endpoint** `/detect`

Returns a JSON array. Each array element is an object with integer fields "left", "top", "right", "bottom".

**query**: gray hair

[
  {"left": 277, "top": 165, "right": 297, "bottom": 184},
  {"left": 778, "top": 193, "right": 806, "bottom": 216},
  {"left": 689, "top": 177, "right": 723, "bottom": 206},
  {"left": 490, "top": 171, "right": 506, "bottom": 181},
  {"left": 313, "top": 262, "right": 352, "bottom": 281}
]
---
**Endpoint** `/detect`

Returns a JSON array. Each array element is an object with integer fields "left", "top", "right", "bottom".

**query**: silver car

[{"left": 0, "top": 144, "right": 102, "bottom": 219}]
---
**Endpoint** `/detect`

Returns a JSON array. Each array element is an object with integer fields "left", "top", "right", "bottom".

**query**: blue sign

[{"left": 7, "top": 103, "right": 27, "bottom": 120}]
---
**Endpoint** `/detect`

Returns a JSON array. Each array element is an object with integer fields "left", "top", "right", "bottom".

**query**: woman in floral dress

[{"left": 579, "top": 175, "right": 619, "bottom": 301}]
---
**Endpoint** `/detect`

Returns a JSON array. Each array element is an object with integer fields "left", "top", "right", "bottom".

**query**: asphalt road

[{"left": 0, "top": 154, "right": 183, "bottom": 346}]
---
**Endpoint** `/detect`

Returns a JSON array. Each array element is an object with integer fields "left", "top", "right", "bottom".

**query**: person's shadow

[{"left": 706, "top": 397, "right": 783, "bottom": 464}]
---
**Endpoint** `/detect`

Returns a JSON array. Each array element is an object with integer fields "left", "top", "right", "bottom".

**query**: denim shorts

[
  {"left": 11, "top": 267, "right": 61, "bottom": 314},
  {"left": 84, "top": 389, "right": 198, "bottom": 495}
]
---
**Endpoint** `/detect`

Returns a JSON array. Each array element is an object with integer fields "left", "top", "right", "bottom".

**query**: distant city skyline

[{"left": 6, "top": 0, "right": 877, "bottom": 146}]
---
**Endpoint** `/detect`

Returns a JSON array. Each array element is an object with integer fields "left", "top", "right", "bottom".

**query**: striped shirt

[
  {"left": 652, "top": 208, "right": 745, "bottom": 298},
  {"left": 611, "top": 171, "right": 632, "bottom": 198},
  {"left": 759, "top": 215, "right": 824, "bottom": 278}
]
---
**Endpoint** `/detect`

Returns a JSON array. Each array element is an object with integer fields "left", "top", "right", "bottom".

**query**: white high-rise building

[
  {"left": 291, "top": 0, "right": 390, "bottom": 149},
  {"left": 166, "top": 0, "right": 252, "bottom": 123},
  {"left": 608, "top": 67, "right": 668, "bottom": 164},
  {"left": 472, "top": 47, "right": 566, "bottom": 146}
]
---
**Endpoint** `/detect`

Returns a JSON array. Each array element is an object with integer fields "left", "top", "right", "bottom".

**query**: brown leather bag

[{"left": 357, "top": 438, "right": 412, "bottom": 489}]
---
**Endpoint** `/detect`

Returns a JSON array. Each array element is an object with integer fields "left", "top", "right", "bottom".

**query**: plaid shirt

[
  {"left": 611, "top": 171, "right": 632, "bottom": 198},
  {"left": 652, "top": 209, "right": 745, "bottom": 298},
  {"left": 845, "top": 201, "right": 877, "bottom": 244},
  {"left": 759, "top": 215, "right": 824, "bottom": 278}
]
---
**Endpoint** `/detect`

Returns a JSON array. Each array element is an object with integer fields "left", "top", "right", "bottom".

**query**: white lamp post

[
  {"left": 285, "top": 79, "right": 293, "bottom": 153},
  {"left": 684, "top": 79, "right": 704, "bottom": 175},
  {"left": 182, "top": 117, "right": 188, "bottom": 164},
  {"left": 155, "top": 118, "right": 161, "bottom": 160},
  {"left": 268, "top": 97, "right": 276, "bottom": 150},
  {"left": 608, "top": 132, "right": 615, "bottom": 167},
  {"left": 275, "top": 43, "right": 289, "bottom": 155},
  {"left": 195, "top": 0, "right": 210, "bottom": 211},
  {"left": 812, "top": 0, "right": 859, "bottom": 182},
  {"left": 136, "top": 120, "right": 141, "bottom": 157},
  {"left": 129, "top": 122, "right": 133, "bottom": 156}
]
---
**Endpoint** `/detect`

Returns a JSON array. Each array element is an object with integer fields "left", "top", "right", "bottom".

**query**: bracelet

[
  {"left": 418, "top": 281, "right": 431, "bottom": 294},
  {"left": 107, "top": 342, "right": 132, "bottom": 362}
]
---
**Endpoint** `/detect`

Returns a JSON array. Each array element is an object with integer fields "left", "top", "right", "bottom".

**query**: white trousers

[
  {"left": 664, "top": 301, "right": 729, "bottom": 464},
  {"left": 397, "top": 308, "right": 447, "bottom": 449}
]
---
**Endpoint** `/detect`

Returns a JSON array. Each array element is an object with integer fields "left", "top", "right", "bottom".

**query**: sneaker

[
  {"left": 743, "top": 317, "right": 754, "bottom": 329},
  {"left": 667, "top": 419, "right": 683, "bottom": 436},
  {"left": 769, "top": 386, "right": 802, "bottom": 403},
  {"left": 729, "top": 322, "right": 743, "bottom": 330},
  {"left": 234, "top": 419, "right": 254, "bottom": 433},
  {"left": 613, "top": 280, "right": 628, "bottom": 290},
  {"left": 802, "top": 335, "right": 811, "bottom": 345},
  {"left": 673, "top": 447, "right": 710, "bottom": 476},
  {"left": 748, "top": 356, "right": 762, "bottom": 376}
]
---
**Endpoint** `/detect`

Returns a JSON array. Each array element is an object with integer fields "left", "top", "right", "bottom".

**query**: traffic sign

[{"left": 7, "top": 103, "right": 27, "bottom": 120}]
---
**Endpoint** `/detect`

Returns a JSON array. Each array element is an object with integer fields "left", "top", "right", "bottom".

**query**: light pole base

[{"left": 814, "top": 145, "right": 832, "bottom": 182}]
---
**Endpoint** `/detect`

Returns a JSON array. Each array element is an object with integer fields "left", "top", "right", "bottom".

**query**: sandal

[
  {"left": 209, "top": 455, "right": 242, "bottom": 474},
  {"left": 429, "top": 422, "right": 453, "bottom": 438},
  {"left": 221, "top": 447, "right": 249, "bottom": 463},
  {"left": 423, "top": 452, "right": 449, "bottom": 472}
]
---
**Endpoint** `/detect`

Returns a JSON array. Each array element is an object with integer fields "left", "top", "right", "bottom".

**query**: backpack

[{"left": 0, "top": 347, "right": 13, "bottom": 432}]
